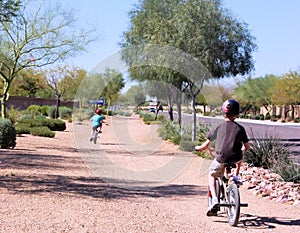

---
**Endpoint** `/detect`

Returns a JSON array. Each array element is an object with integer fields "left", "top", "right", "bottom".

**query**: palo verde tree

[
  {"left": 101, "top": 68, "right": 125, "bottom": 114},
  {"left": 0, "top": 0, "right": 95, "bottom": 118},
  {"left": 234, "top": 75, "right": 278, "bottom": 116},
  {"left": 0, "top": 0, "right": 21, "bottom": 22},
  {"left": 121, "top": 0, "right": 256, "bottom": 141},
  {"left": 269, "top": 71, "right": 300, "bottom": 120}
]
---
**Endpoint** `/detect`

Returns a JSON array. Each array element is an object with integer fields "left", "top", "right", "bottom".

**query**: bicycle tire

[{"left": 225, "top": 183, "right": 240, "bottom": 226}]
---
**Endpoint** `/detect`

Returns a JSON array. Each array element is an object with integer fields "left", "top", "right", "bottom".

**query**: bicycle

[
  {"left": 207, "top": 162, "right": 248, "bottom": 226},
  {"left": 90, "top": 128, "right": 101, "bottom": 144}
]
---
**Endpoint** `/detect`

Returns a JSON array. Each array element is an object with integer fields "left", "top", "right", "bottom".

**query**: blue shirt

[{"left": 91, "top": 115, "right": 104, "bottom": 128}]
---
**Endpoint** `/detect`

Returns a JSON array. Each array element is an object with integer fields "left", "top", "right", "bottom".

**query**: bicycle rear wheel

[
  {"left": 208, "top": 179, "right": 220, "bottom": 206},
  {"left": 225, "top": 183, "right": 240, "bottom": 226}
]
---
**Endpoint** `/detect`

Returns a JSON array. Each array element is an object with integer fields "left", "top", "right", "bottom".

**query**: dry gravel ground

[{"left": 0, "top": 115, "right": 299, "bottom": 233}]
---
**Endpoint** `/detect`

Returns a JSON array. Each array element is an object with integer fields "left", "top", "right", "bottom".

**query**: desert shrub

[
  {"left": 157, "top": 114, "right": 165, "bottom": 122},
  {"left": 158, "top": 121, "right": 211, "bottom": 152},
  {"left": 142, "top": 112, "right": 155, "bottom": 123},
  {"left": 7, "top": 107, "right": 21, "bottom": 124},
  {"left": 0, "top": 119, "right": 16, "bottom": 149},
  {"left": 30, "top": 126, "right": 55, "bottom": 138},
  {"left": 48, "top": 106, "right": 56, "bottom": 118},
  {"left": 265, "top": 113, "right": 271, "bottom": 120},
  {"left": 40, "top": 105, "right": 49, "bottom": 116},
  {"left": 259, "top": 114, "right": 264, "bottom": 120},
  {"left": 27, "top": 105, "right": 43, "bottom": 117},
  {"left": 243, "top": 133, "right": 299, "bottom": 182},
  {"left": 17, "top": 118, "right": 66, "bottom": 131},
  {"left": 15, "top": 123, "right": 31, "bottom": 134},
  {"left": 19, "top": 114, "right": 32, "bottom": 120},
  {"left": 158, "top": 121, "right": 180, "bottom": 141},
  {"left": 72, "top": 108, "right": 92, "bottom": 121},
  {"left": 35, "top": 115, "right": 46, "bottom": 120},
  {"left": 59, "top": 107, "right": 73, "bottom": 119}
]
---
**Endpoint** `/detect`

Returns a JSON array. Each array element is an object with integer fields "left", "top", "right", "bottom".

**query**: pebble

[{"left": 240, "top": 164, "right": 300, "bottom": 207}]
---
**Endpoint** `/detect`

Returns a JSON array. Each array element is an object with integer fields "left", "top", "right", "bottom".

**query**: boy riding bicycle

[
  {"left": 90, "top": 109, "right": 105, "bottom": 144},
  {"left": 195, "top": 99, "right": 250, "bottom": 216}
]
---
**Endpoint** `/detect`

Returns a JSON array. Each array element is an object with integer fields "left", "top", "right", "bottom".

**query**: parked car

[{"left": 149, "top": 107, "right": 155, "bottom": 113}]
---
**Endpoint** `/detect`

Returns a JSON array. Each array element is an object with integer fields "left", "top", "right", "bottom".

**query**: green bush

[
  {"left": 243, "top": 133, "right": 299, "bottom": 183},
  {"left": 7, "top": 107, "right": 21, "bottom": 124},
  {"left": 17, "top": 118, "right": 66, "bottom": 131},
  {"left": 157, "top": 114, "right": 165, "bottom": 122},
  {"left": 15, "top": 123, "right": 31, "bottom": 134},
  {"left": 40, "top": 105, "right": 49, "bottom": 116},
  {"left": 59, "top": 107, "right": 73, "bottom": 119},
  {"left": 142, "top": 112, "right": 155, "bottom": 123},
  {"left": 27, "top": 105, "right": 43, "bottom": 117},
  {"left": 0, "top": 119, "right": 16, "bottom": 149},
  {"left": 179, "top": 134, "right": 196, "bottom": 151},
  {"left": 158, "top": 121, "right": 180, "bottom": 141},
  {"left": 30, "top": 126, "right": 55, "bottom": 138}
]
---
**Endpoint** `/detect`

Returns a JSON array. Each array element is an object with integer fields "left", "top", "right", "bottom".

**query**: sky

[{"left": 64, "top": 0, "right": 300, "bottom": 79}]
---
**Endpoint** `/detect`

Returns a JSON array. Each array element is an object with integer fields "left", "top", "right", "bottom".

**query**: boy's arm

[
  {"left": 242, "top": 142, "right": 250, "bottom": 151},
  {"left": 195, "top": 139, "right": 211, "bottom": 151}
]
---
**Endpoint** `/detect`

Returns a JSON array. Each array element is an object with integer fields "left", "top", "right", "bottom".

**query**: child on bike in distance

[
  {"left": 195, "top": 99, "right": 250, "bottom": 216},
  {"left": 90, "top": 108, "right": 105, "bottom": 143}
]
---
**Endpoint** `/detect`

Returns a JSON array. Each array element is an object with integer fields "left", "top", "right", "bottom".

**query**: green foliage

[
  {"left": 48, "top": 106, "right": 57, "bottom": 119},
  {"left": 27, "top": 104, "right": 43, "bottom": 117},
  {"left": 142, "top": 112, "right": 155, "bottom": 123},
  {"left": 157, "top": 114, "right": 165, "bottom": 122},
  {"left": 243, "top": 133, "right": 299, "bottom": 182},
  {"left": 30, "top": 126, "right": 55, "bottom": 138},
  {"left": 0, "top": 119, "right": 16, "bottom": 148},
  {"left": 72, "top": 108, "right": 93, "bottom": 121},
  {"left": 7, "top": 107, "right": 21, "bottom": 124},
  {"left": 114, "top": 110, "right": 132, "bottom": 117},
  {"left": 17, "top": 118, "right": 66, "bottom": 131},
  {"left": 40, "top": 106, "right": 49, "bottom": 116},
  {"left": 15, "top": 123, "right": 31, "bottom": 134},
  {"left": 158, "top": 121, "right": 211, "bottom": 152},
  {"left": 59, "top": 107, "right": 73, "bottom": 119},
  {"left": 158, "top": 121, "right": 180, "bottom": 141}
]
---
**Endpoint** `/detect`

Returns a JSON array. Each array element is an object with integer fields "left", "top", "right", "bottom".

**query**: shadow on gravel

[
  {"left": 240, "top": 213, "right": 300, "bottom": 229},
  {"left": 213, "top": 212, "right": 300, "bottom": 230},
  {"left": 0, "top": 173, "right": 207, "bottom": 199},
  {"left": 0, "top": 151, "right": 82, "bottom": 171}
]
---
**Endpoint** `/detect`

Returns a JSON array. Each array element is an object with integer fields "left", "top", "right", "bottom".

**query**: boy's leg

[
  {"left": 90, "top": 128, "right": 96, "bottom": 141},
  {"left": 233, "top": 161, "right": 242, "bottom": 185},
  {"left": 234, "top": 161, "right": 242, "bottom": 176},
  {"left": 206, "top": 159, "right": 224, "bottom": 216}
]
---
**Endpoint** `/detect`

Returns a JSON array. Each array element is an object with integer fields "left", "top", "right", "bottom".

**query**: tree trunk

[
  {"left": 55, "top": 96, "right": 61, "bottom": 119},
  {"left": 1, "top": 97, "right": 6, "bottom": 119},
  {"left": 168, "top": 105, "right": 173, "bottom": 121},
  {"left": 1, "top": 81, "right": 10, "bottom": 119},
  {"left": 176, "top": 91, "right": 182, "bottom": 128},
  {"left": 191, "top": 93, "right": 197, "bottom": 142}
]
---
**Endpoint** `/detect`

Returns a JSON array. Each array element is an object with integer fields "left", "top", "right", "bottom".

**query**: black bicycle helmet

[{"left": 222, "top": 99, "right": 240, "bottom": 117}]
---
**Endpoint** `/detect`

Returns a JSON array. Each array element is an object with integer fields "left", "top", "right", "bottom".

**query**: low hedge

[
  {"left": 30, "top": 126, "right": 55, "bottom": 138},
  {"left": 17, "top": 118, "right": 66, "bottom": 131}
]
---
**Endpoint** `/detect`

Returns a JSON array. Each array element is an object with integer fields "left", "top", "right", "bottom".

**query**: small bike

[{"left": 208, "top": 162, "right": 248, "bottom": 226}]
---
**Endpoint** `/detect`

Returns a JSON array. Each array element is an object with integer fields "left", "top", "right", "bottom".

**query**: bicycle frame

[{"left": 208, "top": 163, "right": 248, "bottom": 226}]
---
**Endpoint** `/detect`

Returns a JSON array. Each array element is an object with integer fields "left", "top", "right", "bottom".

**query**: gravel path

[{"left": 0, "top": 115, "right": 299, "bottom": 232}]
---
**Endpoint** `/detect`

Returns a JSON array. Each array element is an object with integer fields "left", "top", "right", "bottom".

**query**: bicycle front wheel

[{"left": 225, "top": 183, "right": 240, "bottom": 226}]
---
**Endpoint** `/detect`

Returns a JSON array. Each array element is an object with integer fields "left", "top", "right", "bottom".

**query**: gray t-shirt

[{"left": 207, "top": 120, "right": 249, "bottom": 163}]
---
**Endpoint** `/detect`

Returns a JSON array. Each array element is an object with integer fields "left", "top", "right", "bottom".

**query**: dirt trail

[{"left": 0, "top": 115, "right": 299, "bottom": 232}]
